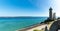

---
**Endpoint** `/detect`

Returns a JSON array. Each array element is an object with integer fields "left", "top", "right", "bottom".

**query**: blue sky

[{"left": 0, "top": 0, "right": 53, "bottom": 17}]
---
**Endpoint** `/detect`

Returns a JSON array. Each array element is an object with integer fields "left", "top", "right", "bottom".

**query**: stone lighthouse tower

[
  {"left": 53, "top": 13, "right": 56, "bottom": 20},
  {"left": 49, "top": 7, "right": 53, "bottom": 20}
]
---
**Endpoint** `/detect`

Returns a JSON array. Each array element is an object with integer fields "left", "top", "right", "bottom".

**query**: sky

[{"left": 0, "top": 0, "right": 60, "bottom": 17}]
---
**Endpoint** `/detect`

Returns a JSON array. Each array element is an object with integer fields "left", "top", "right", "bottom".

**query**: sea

[{"left": 0, "top": 17, "right": 47, "bottom": 31}]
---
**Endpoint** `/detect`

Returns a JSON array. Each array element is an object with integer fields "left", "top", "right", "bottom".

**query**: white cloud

[{"left": 50, "top": 0, "right": 60, "bottom": 16}]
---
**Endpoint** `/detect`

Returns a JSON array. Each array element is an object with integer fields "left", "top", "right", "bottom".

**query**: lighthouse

[{"left": 49, "top": 7, "right": 53, "bottom": 20}]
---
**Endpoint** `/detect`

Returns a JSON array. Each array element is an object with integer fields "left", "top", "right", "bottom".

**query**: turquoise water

[{"left": 0, "top": 17, "right": 47, "bottom": 31}]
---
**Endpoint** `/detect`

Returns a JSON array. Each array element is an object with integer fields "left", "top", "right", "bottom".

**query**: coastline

[{"left": 16, "top": 23, "right": 47, "bottom": 31}]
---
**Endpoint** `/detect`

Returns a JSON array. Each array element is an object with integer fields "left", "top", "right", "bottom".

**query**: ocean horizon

[{"left": 0, "top": 17, "right": 47, "bottom": 31}]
